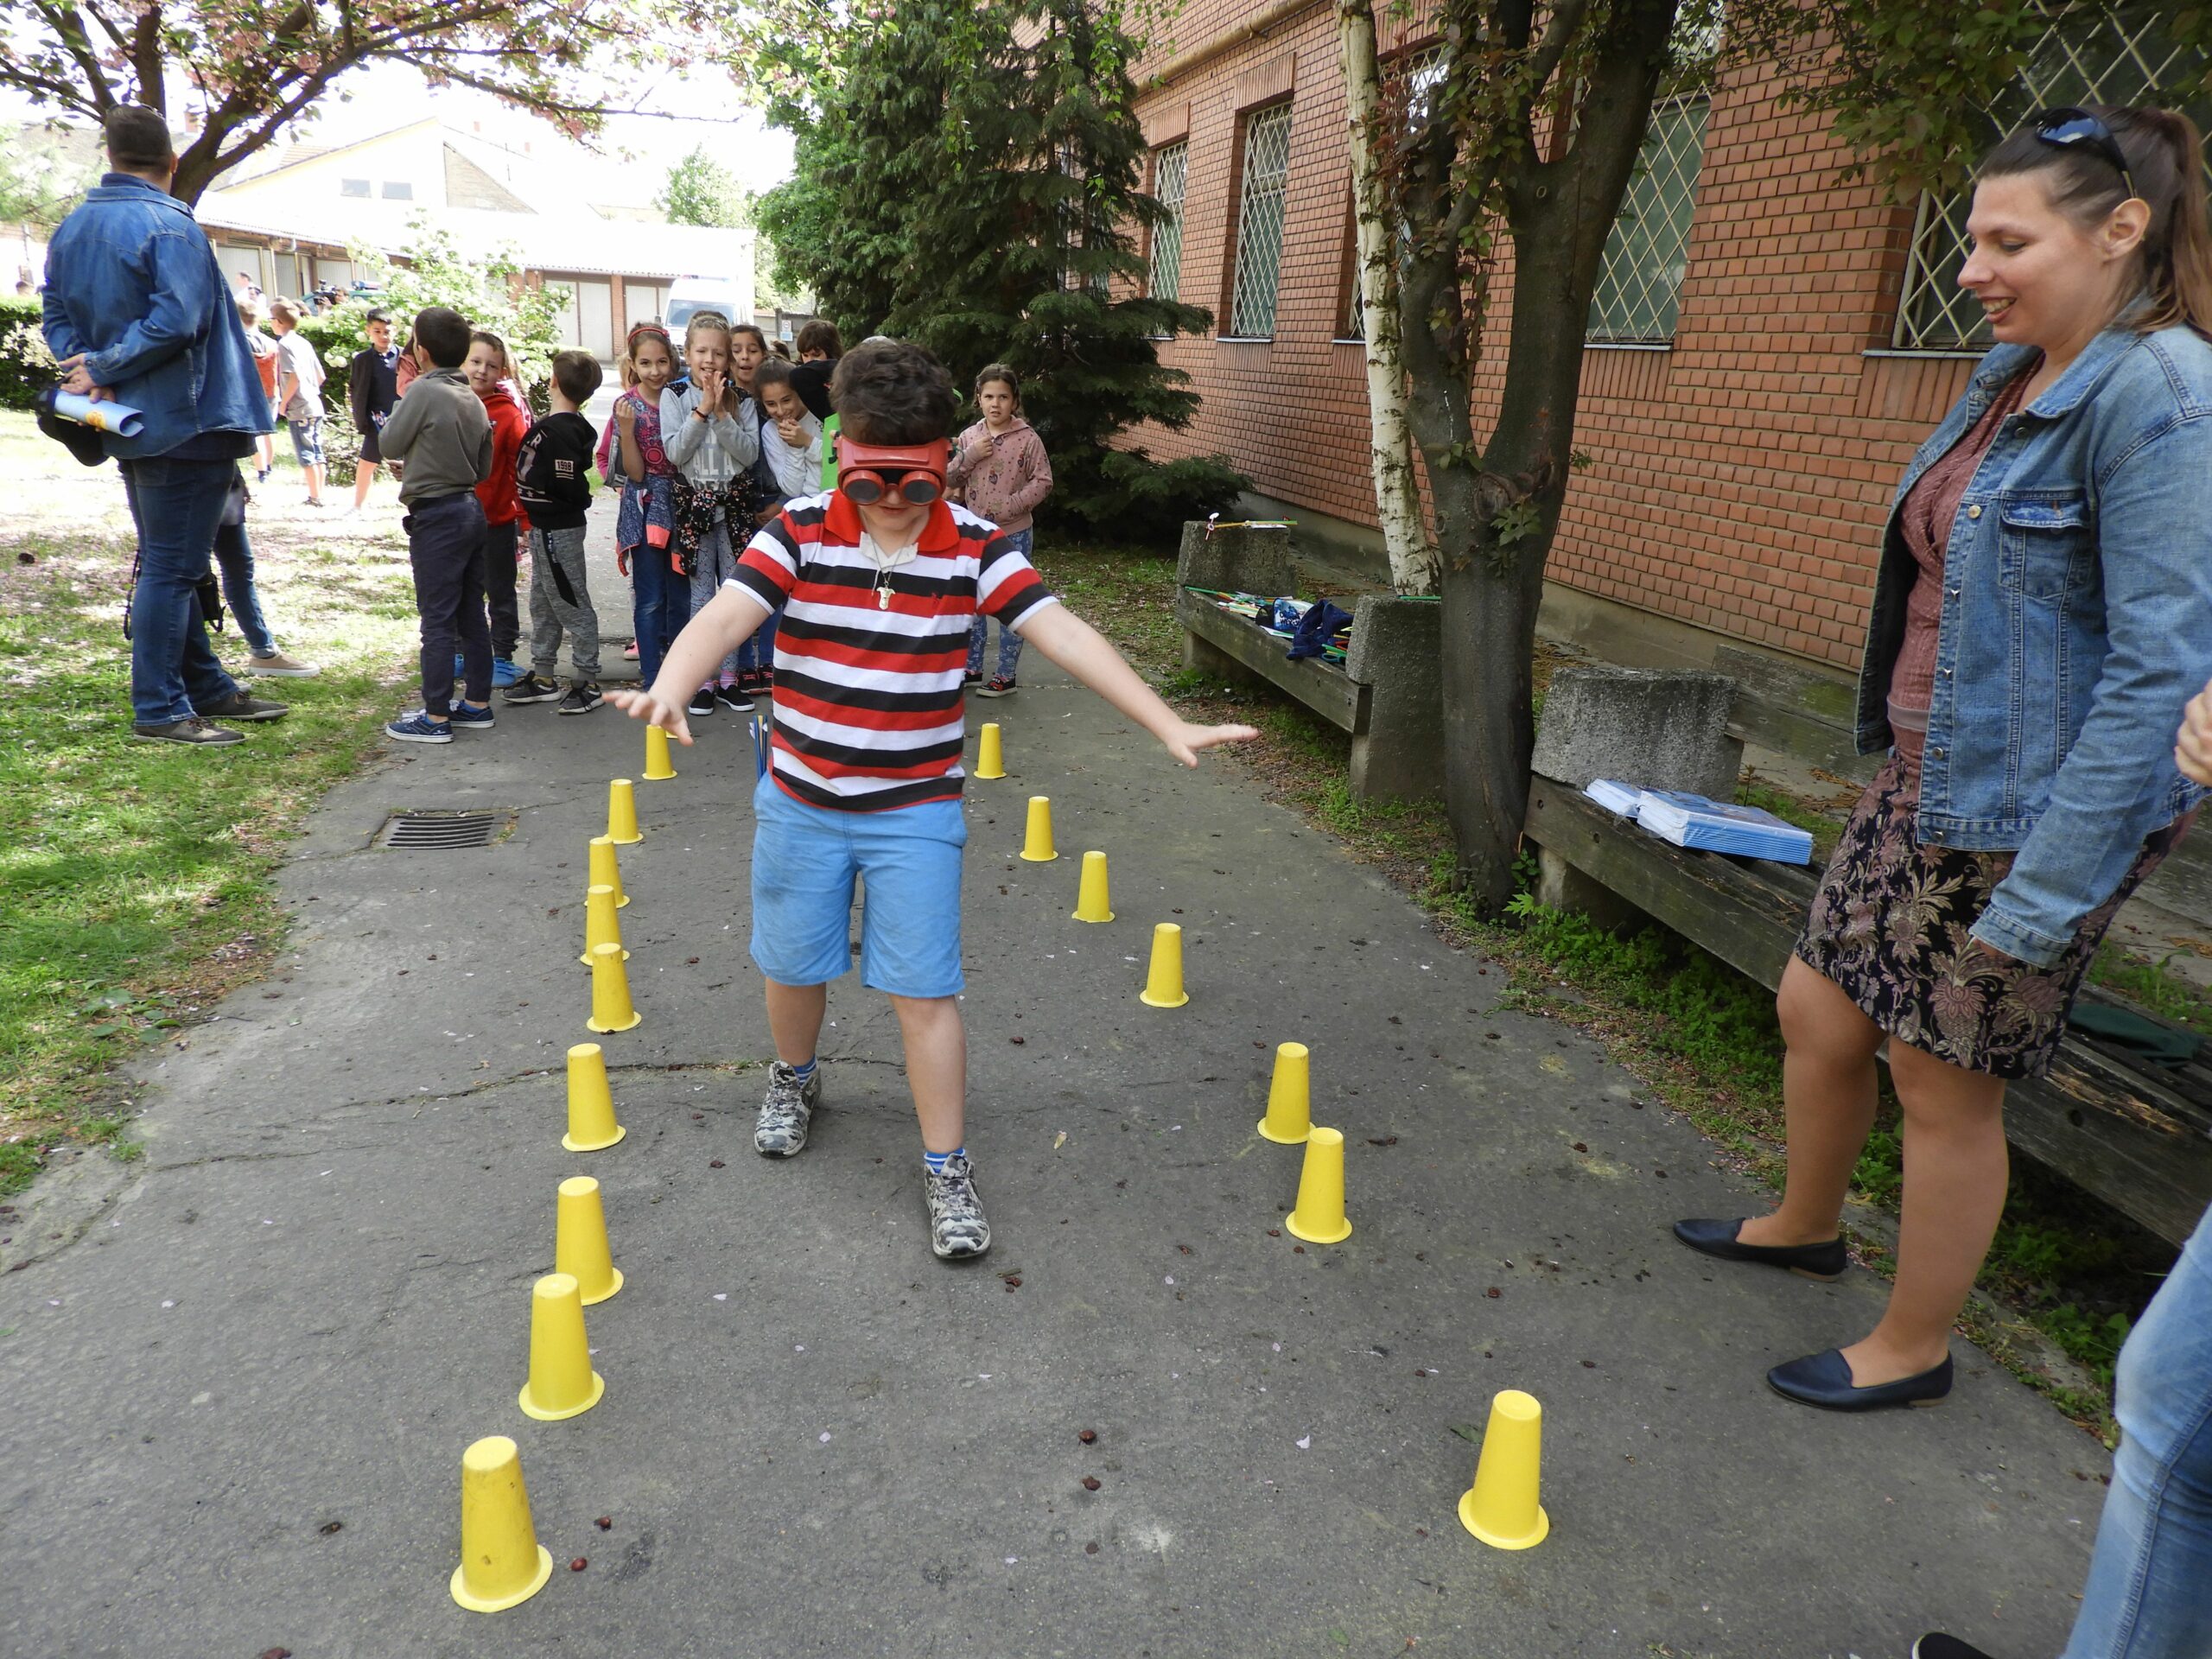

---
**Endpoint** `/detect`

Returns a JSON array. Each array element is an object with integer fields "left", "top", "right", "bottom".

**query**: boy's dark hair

[
  {"left": 753, "top": 356, "right": 797, "bottom": 394},
  {"left": 796, "top": 319, "right": 842, "bottom": 359},
  {"left": 104, "top": 106, "right": 174, "bottom": 172},
  {"left": 830, "top": 338, "right": 957, "bottom": 445},
  {"left": 365, "top": 308, "right": 392, "bottom": 326},
  {"left": 412, "top": 306, "right": 473, "bottom": 368},
  {"left": 550, "top": 348, "right": 604, "bottom": 404}
]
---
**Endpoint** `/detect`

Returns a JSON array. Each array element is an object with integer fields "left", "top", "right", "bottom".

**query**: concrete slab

[{"left": 0, "top": 671, "right": 2111, "bottom": 1659}]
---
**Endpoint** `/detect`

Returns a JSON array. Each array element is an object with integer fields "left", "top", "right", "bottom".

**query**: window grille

[
  {"left": 1149, "top": 141, "right": 1188, "bottom": 302},
  {"left": 1894, "top": 3, "right": 2211, "bottom": 351},
  {"left": 1229, "top": 103, "right": 1295, "bottom": 337},
  {"left": 1342, "top": 48, "right": 1447, "bottom": 340},
  {"left": 1587, "top": 93, "right": 1709, "bottom": 344}
]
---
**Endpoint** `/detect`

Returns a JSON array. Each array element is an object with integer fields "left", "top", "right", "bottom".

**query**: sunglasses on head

[
  {"left": 2032, "top": 106, "right": 2139, "bottom": 201},
  {"left": 836, "top": 434, "right": 950, "bottom": 507}
]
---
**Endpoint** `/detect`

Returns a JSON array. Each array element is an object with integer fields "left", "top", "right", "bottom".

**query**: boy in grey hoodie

[{"left": 378, "top": 306, "right": 496, "bottom": 744}]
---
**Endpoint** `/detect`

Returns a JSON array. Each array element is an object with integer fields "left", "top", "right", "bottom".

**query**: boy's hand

[
  {"left": 607, "top": 687, "right": 694, "bottom": 745},
  {"left": 1161, "top": 718, "right": 1259, "bottom": 768},
  {"left": 2179, "top": 677, "right": 2212, "bottom": 787}
]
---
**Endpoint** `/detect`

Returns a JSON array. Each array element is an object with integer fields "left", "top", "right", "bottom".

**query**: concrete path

[{"left": 0, "top": 666, "right": 2110, "bottom": 1658}]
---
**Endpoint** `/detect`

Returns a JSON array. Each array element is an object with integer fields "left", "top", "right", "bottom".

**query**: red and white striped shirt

[{"left": 729, "top": 491, "right": 1057, "bottom": 811}]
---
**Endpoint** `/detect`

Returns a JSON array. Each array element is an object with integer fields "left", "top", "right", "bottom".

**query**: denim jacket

[
  {"left": 40, "top": 175, "right": 271, "bottom": 460},
  {"left": 1853, "top": 311, "right": 2212, "bottom": 967}
]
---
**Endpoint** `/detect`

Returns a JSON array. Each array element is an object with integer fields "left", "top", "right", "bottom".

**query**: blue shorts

[
  {"left": 748, "top": 772, "right": 967, "bottom": 998},
  {"left": 287, "top": 417, "right": 324, "bottom": 467}
]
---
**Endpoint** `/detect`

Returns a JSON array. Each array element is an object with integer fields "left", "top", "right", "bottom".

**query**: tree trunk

[
  {"left": 1407, "top": 0, "right": 1682, "bottom": 912},
  {"left": 1338, "top": 0, "right": 1434, "bottom": 594}
]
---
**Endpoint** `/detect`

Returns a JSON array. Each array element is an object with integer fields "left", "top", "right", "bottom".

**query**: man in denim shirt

[{"left": 41, "top": 106, "right": 283, "bottom": 746}]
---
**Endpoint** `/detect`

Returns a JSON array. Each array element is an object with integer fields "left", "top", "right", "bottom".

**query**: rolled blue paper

[{"left": 48, "top": 389, "right": 144, "bottom": 437}]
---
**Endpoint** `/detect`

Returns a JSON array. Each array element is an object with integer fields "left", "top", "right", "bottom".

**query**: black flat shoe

[
  {"left": 1767, "top": 1348, "right": 1953, "bottom": 1412},
  {"left": 1913, "top": 1636, "right": 1996, "bottom": 1659},
  {"left": 1672, "top": 1217, "right": 1847, "bottom": 1279}
]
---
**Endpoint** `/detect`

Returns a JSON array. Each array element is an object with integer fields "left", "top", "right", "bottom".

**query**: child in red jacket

[{"left": 465, "top": 330, "right": 531, "bottom": 688}]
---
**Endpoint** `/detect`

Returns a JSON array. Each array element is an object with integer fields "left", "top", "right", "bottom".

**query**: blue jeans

[
  {"left": 118, "top": 456, "right": 241, "bottom": 725},
  {"left": 2062, "top": 1205, "right": 2212, "bottom": 1659},
  {"left": 966, "top": 526, "right": 1031, "bottom": 680},
  {"left": 211, "top": 476, "right": 276, "bottom": 657},
  {"left": 629, "top": 544, "right": 692, "bottom": 692},
  {"left": 404, "top": 493, "right": 491, "bottom": 717}
]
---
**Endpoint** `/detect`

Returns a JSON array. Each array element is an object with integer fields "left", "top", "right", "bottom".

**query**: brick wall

[{"left": 1128, "top": 4, "right": 1981, "bottom": 671}]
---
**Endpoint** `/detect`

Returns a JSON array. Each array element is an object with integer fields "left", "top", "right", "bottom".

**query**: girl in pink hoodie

[{"left": 947, "top": 364, "right": 1053, "bottom": 696}]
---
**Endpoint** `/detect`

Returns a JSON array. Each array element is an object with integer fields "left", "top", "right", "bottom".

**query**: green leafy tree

[
  {"left": 0, "top": 123, "right": 92, "bottom": 231},
  {"left": 324, "top": 223, "right": 570, "bottom": 403},
  {"left": 658, "top": 144, "right": 749, "bottom": 227},
  {"left": 1338, "top": 0, "right": 2212, "bottom": 910},
  {"left": 759, "top": 0, "right": 1246, "bottom": 540},
  {"left": 0, "top": 0, "right": 743, "bottom": 204}
]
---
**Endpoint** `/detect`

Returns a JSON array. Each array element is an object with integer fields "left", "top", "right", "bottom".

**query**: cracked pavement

[{"left": 0, "top": 672, "right": 2114, "bottom": 1658}]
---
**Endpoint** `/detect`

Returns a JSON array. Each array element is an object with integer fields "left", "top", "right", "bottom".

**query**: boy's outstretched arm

[
  {"left": 1017, "top": 603, "right": 1257, "bottom": 766},
  {"left": 607, "top": 583, "right": 769, "bottom": 744}
]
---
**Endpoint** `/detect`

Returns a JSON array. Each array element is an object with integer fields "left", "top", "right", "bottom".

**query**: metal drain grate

[{"left": 378, "top": 810, "right": 509, "bottom": 850}]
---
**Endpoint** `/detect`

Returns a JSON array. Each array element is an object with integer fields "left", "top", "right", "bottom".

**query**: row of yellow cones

[{"left": 454, "top": 761, "right": 666, "bottom": 1612}]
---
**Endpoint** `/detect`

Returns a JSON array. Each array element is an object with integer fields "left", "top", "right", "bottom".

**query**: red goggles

[{"left": 836, "top": 435, "right": 950, "bottom": 507}]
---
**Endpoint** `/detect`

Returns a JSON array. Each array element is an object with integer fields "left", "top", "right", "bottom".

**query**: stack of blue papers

[
  {"left": 1582, "top": 779, "right": 1643, "bottom": 817},
  {"left": 1634, "top": 790, "right": 1814, "bottom": 864}
]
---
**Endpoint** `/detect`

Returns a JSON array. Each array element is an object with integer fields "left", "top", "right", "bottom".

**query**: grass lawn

[{"left": 0, "top": 410, "right": 418, "bottom": 1195}]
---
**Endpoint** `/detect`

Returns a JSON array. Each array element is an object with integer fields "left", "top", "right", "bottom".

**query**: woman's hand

[
  {"left": 607, "top": 687, "right": 694, "bottom": 745},
  {"left": 2178, "top": 677, "right": 2212, "bottom": 787},
  {"left": 1160, "top": 718, "right": 1260, "bottom": 768}
]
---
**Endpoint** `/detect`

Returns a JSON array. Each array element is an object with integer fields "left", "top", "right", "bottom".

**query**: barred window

[
  {"left": 1342, "top": 47, "right": 1447, "bottom": 340},
  {"left": 1229, "top": 103, "right": 1295, "bottom": 338},
  {"left": 1149, "top": 141, "right": 1189, "bottom": 302},
  {"left": 1894, "top": 4, "right": 2211, "bottom": 351},
  {"left": 1586, "top": 93, "right": 1709, "bottom": 344}
]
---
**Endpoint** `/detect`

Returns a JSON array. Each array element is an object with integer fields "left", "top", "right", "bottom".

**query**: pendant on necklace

[{"left": 877, "top": 585, "right": 892, "bottom": 610}]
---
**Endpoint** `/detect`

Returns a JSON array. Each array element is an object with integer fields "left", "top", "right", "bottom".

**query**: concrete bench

[
  {"left": 1172, "top": 520, "right": 1443, "bottom": 803},
  {"left": 1521, "top": 664, "right": 2212, "bottom": 1249}
]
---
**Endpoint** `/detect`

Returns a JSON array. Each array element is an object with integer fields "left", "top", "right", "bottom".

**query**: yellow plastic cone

[
  {"left": 555, "top": 1176, "right": 623, "bottom": 1306},
  {"left": 518, "top": 1272, "right": 604, "bottom": 1421},
  {"left": 605, "top": 778, "right": 642, "bottom": 845},
  {"left": 1284, "top": 1124, "right": 1352, "bottom": 1243},
  {"left": 588, "top": 834, "right": 628, "bottom": 909},
  {"left": 974, "top": 721, "right": 1007, "bottom": 780},
  {"left": 1458, "top": 1389, "right": 1550, "bottom": 1550},
  {"left": 578, "top": 883, "right": 629, "bottom": 967},
  {"left": 1071, "top": 850, "right": 1114, "bottom": 923},
  {"left": 450, "top": 1435, "right": 554, "bottom": 1612},
  {"left": 1020, "top": 795, "right": 1058, "bottom": 862},
  {"left": 562, "top": 1042, "right": 625, "bottom": 1152},
  {"left": 643, "top": 724, "right": 678, "bottom": 781},
  {"left": 1138, "top": 921, "right": 1190, "bottom": 1008},
  {"left": 1257, "top": 1042, "right": 1312, "bottom": 1143},
  {"left": 586, "top": 941, "right": 641, "bottom": 1033}
]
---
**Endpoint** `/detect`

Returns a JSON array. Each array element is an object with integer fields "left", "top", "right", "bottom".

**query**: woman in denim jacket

[{"left": 1675, "top": 104, "right": 2212, "bottom": 1413}]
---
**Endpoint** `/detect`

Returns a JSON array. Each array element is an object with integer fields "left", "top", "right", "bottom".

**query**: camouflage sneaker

[
  {"left": 923, "top": 1154, "right": 991, "bottom": 1259},
  {"left": 754, "top": 1062, "right": 821, "bottom": 1157}
]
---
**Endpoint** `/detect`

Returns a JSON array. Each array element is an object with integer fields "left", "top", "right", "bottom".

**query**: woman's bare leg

[{"left": 1738, "top": 957, "right": 1885, "bottom": 1248}]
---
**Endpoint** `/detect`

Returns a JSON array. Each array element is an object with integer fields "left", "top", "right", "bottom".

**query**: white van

[{"left": 664, "top": 277, "right": 748, "bottom": 341}]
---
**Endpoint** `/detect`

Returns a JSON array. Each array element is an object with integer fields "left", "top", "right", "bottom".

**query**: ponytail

[
  {"left": 1981, "top": 104, "right": 2212, "bottom": 338},
  {"left": 2129, "top": 107, "right": 2212, "bottom": 337}
]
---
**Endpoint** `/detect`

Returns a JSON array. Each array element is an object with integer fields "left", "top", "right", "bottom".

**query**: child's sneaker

[
  {"left": 492, "top": 656, "right": 523, "bottom": 689},
  {"left": 503, "top": 672, "right": 560, "bottom": 705},
  {"left": 754, "top": 1062, "right": 822, "bottom": 1156},
  {"left": 715, "top": 683, "right": 755, "bottom": 713},
  {"left": 923, "top": 1154, "right": 991, "bottom": 1258},
  {"left": 558, "top": 681, "right": 605, "bottom": 715},
  {"left": 976, "top": 676, "right": 1017, "bottom": 698},
  {"left": 245, "top": 650, "right": 319, "bottom": 677},
  {"left": 962, "top": 668, "right": 983, "bottom": 688},
  {"left": 448, "top": 702, "right": 496, "bottom": 730},
  {"left": 386, "top": 711, "right": 453, "bottom": 744}
]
